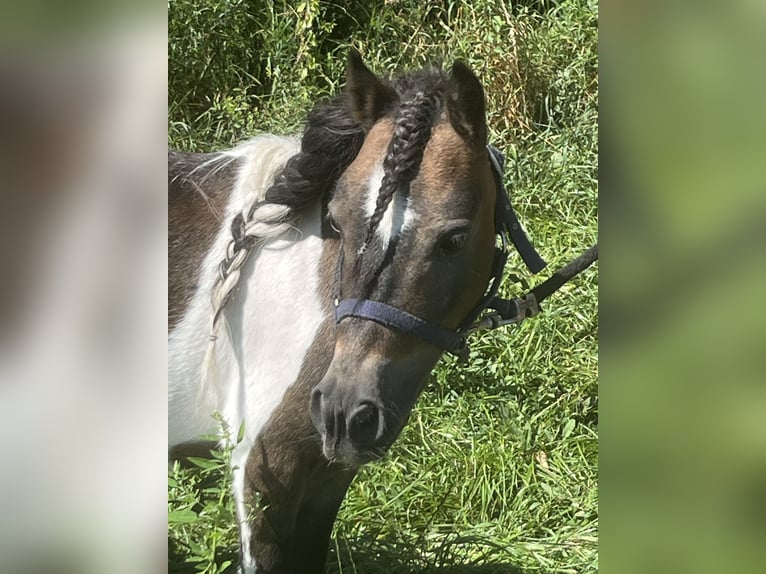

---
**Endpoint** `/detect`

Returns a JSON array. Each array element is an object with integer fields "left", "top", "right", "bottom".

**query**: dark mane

[
  {"left": 263, "top": 94, "right": 364, "bottom": 211},
  {"left": 208, "top": 65, "right": 452, "bottom": 330},
  {"left": 263, "top": 66, "right": 449, "bottom": 238}
]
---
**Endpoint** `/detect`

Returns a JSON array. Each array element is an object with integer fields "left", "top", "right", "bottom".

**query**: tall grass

[{"left": 169, "top": 0, "right": 598, "bottom": 572}]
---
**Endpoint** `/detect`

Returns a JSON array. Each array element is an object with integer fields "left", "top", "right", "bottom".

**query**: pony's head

[{"left": 310, "top": 51, "right": 498, "bottom": 465}]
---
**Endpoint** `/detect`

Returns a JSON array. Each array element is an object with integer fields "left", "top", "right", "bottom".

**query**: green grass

[{"left": 168, "top": 0, "right": 598, "bottom": 572}]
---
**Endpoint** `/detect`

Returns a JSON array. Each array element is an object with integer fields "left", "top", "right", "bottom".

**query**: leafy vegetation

[{"left": 169, "top": 0, "right": 598, "bottom": 572}]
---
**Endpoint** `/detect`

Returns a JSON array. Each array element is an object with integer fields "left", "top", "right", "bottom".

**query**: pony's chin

[{"left": 321, "top": 438, "right": 388, "bottom": 467}]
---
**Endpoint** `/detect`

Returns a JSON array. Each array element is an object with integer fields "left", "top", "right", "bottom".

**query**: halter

[{"left": 333, "top": 145, "right": 598, "bottom": 361}]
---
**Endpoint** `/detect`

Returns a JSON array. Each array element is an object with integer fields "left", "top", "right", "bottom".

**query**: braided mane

[
  {"left": 211, "top": 65, "right": 448, "bottom": 330},
  {"left": 264, "top": 94, "right": 366, "bottom": 212},
  {"left": 361, "top": 70, "right": 445, "bottom": 252},
  {"left": 264, "top": 66, "right": 447, "bottom": 242}
]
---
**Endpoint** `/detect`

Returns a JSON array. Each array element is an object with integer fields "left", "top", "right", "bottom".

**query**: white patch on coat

[
  {"left": 168, "top": 134, "right": 326, "bottom": 572},
  {"left": 232, "top": 444, "right": 256, "bottom": 574},
  {"left": 364, "top": 163, "right": 416, "bottom": 248}
]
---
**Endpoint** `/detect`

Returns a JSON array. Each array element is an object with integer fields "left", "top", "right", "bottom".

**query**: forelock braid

[{"left": 361, "top": 90, "right": 442, "bottom": 252}]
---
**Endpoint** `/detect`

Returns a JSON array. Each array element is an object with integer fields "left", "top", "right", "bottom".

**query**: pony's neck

[
  {"left": 169, "top": 134, "right": 318, "bottom": 447},
  {"left": 220, "top": 198, "right": 330, "bottom": 445}
]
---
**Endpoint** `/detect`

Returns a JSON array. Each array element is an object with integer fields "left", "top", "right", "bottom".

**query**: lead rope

[{"left": 456, "top": 243, "right": 598, "bottom": 360}]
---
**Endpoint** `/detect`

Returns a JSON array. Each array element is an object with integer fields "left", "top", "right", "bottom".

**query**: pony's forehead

[
  {"left": 418, "top": 121, "right": 476, "bottom": 190},
  {"left": 339, "top": 117, "right": 479, "bottom": 206},
  {"left": 343, "top": 118, "right": 395, "bottom": 178}
]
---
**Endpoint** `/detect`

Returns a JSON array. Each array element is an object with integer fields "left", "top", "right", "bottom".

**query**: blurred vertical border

[
  {"left": 0, "top": 3, "right": 167, "bottom": 573},
  {"left": 602, "top": 0, "right": 766, "bottom": 572}
]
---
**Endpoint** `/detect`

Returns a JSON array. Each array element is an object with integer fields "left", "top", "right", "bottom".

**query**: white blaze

[{"left": 364, "top": 164, "right": 416, "bottom": 248}]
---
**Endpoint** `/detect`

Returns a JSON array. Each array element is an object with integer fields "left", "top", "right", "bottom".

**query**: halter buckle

[
  {"left": 464, "top": 292, "right": 541, "bottom": 335},
  {"left": 506, "top": 293, "right": 539, "bottom": 326}
]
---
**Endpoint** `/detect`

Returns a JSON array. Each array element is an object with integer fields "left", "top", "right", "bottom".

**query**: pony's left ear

[
  {"left": 346, "top": 48, "right": 398, "bottom": 130},
  {"left": 446, "top": 61, "right": 487, "bottom": 146}
]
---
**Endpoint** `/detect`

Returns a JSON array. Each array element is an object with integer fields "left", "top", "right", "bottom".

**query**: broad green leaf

[{"left": 168, "top": 509, "right": 198, "bottom": 524}]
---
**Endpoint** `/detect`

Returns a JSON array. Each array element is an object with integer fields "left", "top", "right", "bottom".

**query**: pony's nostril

[
  {"left": 310, "top": 389, "right": 322, "bottom": 430},
  {"left": 310, "top": 388, "right": 322, "bottom": 420},
  {"left": 310, "top": 388, "right": 335, "bottom": 438},
  {"left": 347, "top": 402, "right": 383, "bottom": 446}
]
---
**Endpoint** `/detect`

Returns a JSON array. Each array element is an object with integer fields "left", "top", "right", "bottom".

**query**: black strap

[
  {"left": 531, "top": 244, "right": 598, "bottom": 303},
  {"left": 487, "top": 146, "right": 547, "bottom": 274},
  {"left": 335, "top": 298, "right": 464, "bottom": 352},
  {"left": 503, "top": 203, "right": 547, "bottom": 274}
]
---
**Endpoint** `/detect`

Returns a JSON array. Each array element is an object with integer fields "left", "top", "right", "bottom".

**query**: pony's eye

[{"left": 437, "top": 229, "right": 469, "bottom": 256}]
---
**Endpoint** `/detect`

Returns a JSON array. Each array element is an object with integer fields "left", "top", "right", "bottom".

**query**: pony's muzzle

[{"left": 310, "top": 384, "right": 386, "bottom": 458}]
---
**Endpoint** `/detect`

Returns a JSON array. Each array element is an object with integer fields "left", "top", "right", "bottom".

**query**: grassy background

[{"left": 168, "top": 0, "right": 598, "bottom": 572}]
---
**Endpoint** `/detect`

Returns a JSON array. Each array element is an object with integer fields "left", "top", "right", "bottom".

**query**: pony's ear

[
  {"left": 446, "top": 61, "right": 487, "bottom": 146},
  {"left": 346, "top": 48, "right": 398, "bottom": 130}
]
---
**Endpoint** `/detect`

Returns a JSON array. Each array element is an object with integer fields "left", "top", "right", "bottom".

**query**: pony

[{"left": 169, "top": 50, "right": 546, "bottom": 573}]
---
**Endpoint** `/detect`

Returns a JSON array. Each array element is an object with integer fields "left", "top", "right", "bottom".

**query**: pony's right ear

[{"left": 345, "top": 49, "right": 398, "bottom": 130}]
